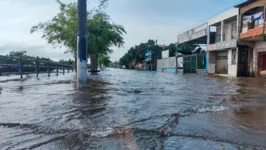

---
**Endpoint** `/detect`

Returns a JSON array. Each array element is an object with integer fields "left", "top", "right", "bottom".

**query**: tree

[
  {"left": 98, "top": 55, "right": 111, "bottom": 69},
  {"left": 119, "top": 39, "right": 164, "bottom": 69},
  {"left": 87, "top": 13, "right": 126, "bottom": 73},
  {"left": 0, "top": 51, "right": 70, "bottom": 65},
  {"left": 30, "top": 0, "right": 120, "bottom": 73}
]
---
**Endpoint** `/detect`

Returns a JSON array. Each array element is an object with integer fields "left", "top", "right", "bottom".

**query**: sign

[
  {"left": 162, "top": 50, "right": 169, "bottom": 59},
  {"left": 145, "top": 50, "right": 152, "bottom": 61},
  {"left": 145, "top": 49, "right": 152, "bottom": 57},
  {"left": 177, "top": 23, "right": 208, "bottom": 44},
  {"left": 208, "top": 39, "right": 237, "bottom": 51},
  {"left": 178, "top": 57, "right": 183, "bottom": 68}
]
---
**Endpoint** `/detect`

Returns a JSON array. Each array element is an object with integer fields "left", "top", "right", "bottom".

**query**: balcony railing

[
  {"left": 240, "top": 19, "right": 265, "bottom": 39},
  {"left": 242, "top": 19, "right": 264, "bottom": 33}
]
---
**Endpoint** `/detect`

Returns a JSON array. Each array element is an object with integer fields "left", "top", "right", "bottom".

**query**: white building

[{"left": 207, "top": 8, "right": 239, "bottom": 76}]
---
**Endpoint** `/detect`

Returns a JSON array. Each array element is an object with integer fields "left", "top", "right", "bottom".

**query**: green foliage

[
  {"left": 120, "top": 40, "right": 157, "bottom": 68},
  {"left": 30, "top": 0, "right": 125, "bottom": 64},
  {"left": 98, "top": 55, "right": 111, "bottom": 67},
  {"left": 119, "top": 40, "right": 176, "bottom": 69},
  {"left": 31, "top": 2, "right": 79, "bottom": 57},
  {"left": 119, "top": 40, "right": 199, "bottom": 69},
  {"left": 0, "top": 51, "right": 70, "bottom": 65},
  {"left": 87, "top": 13, "right": 126, "bottom": 56}
]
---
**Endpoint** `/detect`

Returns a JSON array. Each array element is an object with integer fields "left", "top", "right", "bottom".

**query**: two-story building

[
  {"left": 207, "top": 8, "right": 240, "bottom": 76},
  {"left": 235, "top": 0, "right": 266, "bottom": 77}
]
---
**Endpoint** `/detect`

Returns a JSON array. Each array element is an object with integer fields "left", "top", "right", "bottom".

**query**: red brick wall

[{"left": 240, "top": 26, "right": 263, "bottom": 39}]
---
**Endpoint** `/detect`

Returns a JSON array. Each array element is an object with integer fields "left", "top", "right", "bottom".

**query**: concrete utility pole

[{"left": 77, "top": 0, "right": 88, "bottom": 87}]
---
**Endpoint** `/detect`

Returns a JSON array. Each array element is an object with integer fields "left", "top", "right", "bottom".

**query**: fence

[
  {"left": 157, "top": 57, "right": 177, "bottom": 73},
  {"left": 183, "top": 53, "right": 206, "bottom": 73},
  {"left": 0, "top": 55, "right": 73, "bottom": 79},
  {"left": 156, "top": 53, "right": 206, "bottom": 73}
]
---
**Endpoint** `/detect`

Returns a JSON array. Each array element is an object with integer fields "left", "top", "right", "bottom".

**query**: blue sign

[{"left": 145, "top": 49, "right": 152, "bottom": 61}]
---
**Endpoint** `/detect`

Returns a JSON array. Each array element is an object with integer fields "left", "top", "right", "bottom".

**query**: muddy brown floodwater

[{"left": 1, "top": 68, "right": 266, "bottom": 150}]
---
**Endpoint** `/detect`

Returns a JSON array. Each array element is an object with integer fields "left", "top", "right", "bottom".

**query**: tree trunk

[{"left": 90, "top": 54, "right": 98, "bottom": 75}]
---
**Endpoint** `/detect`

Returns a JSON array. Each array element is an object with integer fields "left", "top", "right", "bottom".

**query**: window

[
  {"left": 232, "top": 22, "right": 237, "bottom": 39},
  {"left": 223, "top": 25, "right": 228, "bottom": 41},
  {"left": 216, "top": 27, "right": 221, "bottom": 43},
  {"left": 217, "top": 55, "right": 228, "bottom": 60},
  {"left": 232, "top": 49, "right": 236, "bottom": 65}
]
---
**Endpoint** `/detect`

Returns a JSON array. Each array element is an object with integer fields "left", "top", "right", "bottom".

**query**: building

[
  {"left": 176, "top": 23, "right": 208, "bottom": 73},
  {"left": 235, "top": 0, "right": 266, "bottom": 77},
  {"left": 207, "top": 8, "right": 240, "bottom": 76}
]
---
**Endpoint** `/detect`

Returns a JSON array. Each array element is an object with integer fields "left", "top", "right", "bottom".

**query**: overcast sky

[{"left": 0, "top": 0, "right": 244, "bottom": 61}]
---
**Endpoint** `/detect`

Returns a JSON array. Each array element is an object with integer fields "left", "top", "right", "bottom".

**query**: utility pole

[{"left": 77, "top": 0, "right": 88, "bottom": 87}]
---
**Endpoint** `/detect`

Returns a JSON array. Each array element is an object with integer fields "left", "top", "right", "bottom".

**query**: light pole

[{"left": 77, "top": 0, "right": 88, "bottom": 87}]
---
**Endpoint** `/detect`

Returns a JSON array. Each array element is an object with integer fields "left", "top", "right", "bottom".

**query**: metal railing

[{"left": 0, "top": 55, "right": 73, "bottom": 79}]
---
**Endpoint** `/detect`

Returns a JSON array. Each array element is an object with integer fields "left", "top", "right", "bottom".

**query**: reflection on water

[
  {"left": 232, "top": 107, "right": 266, "bottom": 131},
  {"left": 0, "top": 69, "right": 266, "bottom": 149}
]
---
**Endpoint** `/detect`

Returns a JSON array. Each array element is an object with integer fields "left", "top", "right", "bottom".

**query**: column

[{"left": 221, "top": 20, "right": 224, "bottom": 42}]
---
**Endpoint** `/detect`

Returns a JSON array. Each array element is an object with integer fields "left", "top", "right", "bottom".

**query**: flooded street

[{"left": 1, "top": 69, "right": 266, "bottom": 149}]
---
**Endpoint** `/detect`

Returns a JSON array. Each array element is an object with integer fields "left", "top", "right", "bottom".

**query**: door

[
  {"left": 258, "top": 52, "right": 266, "bottom": 76},
  {"left": 238, "top": 47, "right": 249, "bottom": 77},
  {"left": 216, "top": 51, "right": 228, "bottom": 74},
  {"left": 183, "top": 55, "right": 197, "bottom": 73},
  {"left": 262, "top": 53, "right": 266, "bottom": 70}
]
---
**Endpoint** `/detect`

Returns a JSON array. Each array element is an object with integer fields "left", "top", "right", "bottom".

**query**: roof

[{"left": 235, "top": 0, "right": 257, "bottom": 8}]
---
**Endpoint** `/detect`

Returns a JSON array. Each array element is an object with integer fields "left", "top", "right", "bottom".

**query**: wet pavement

[{"left": 0, "top": 68, "right": 266, "bottom": 149}]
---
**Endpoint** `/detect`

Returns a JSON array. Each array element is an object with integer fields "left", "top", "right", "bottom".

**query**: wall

[
  {"left": 240, "top": 26, "right": 263, "bottom": 39},
  {"left": 208, "top": 8, "right": 239, "bottom": 25},
  {"left": 156, "top": 57, "right": 177, "bottom": 73},
  {"left": 227, "top": 23, "right": 232, "bottom": 41},
  {"left": 167, "top": 57, "right": 176, "bottom": 68},
  {"left": 240, "top": 0, "right": 266, "bottom": 14},
  {"left": 163, "top": 59, "right": 169, "bottom": 69},
  {"left": 208, "top": 51, "right": 216, "bottom": 73},
  {"left": 157, "top": 59, "right": 164, "bottom": 69},
  {"left": 253, "top": 41, "right": 266, "bottom": 76},
  {"left": 228, "top": 49, "right": 238, "bottom": 76},
  {"left": 224, "top": 21, "right": 237, "bottom": 41},
  {"left": 208, "top": 50, "right": 238, "bottom": 76}
]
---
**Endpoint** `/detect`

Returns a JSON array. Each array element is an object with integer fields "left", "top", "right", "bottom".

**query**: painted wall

[
  {"left": 157, "top": 68, "right": 163, "bottom": 72},
  {"left": 208, "top": 51, "right": 216, "bottom": 73},
  {"left": 239, "top": 0, "right": 266, "bottom": 14},
  {"left": 157, "top": 57, "right": 177, "bottom": 73},
  {"left": 253, "top": 41, "right": 266, "bottom": 76},
  {"left": 208, "top": 8, "right": 239, "bottom": 25},
  {"left": 228, "top": 49, "right": 238, "bottom": 76},
  {"left": 157, "top": 59, "right": 164, "bottom": 69}
]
